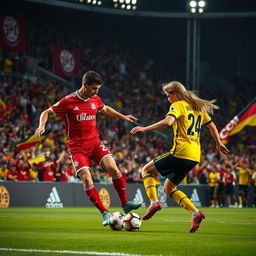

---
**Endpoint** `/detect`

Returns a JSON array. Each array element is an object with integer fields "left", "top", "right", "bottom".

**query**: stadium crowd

[{"left": 0, "top": 13, "right": 256, "bottom": 208}]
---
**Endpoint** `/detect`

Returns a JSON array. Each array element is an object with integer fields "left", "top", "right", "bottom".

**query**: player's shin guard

[
  {"left": 143, "top": 174, "right": 158, "bottom": 202},
  {"left": 84, "top": 185, "right": 108, "bottom": 213},
  {"left": 112, "top": 172, "right": 128, "bottom": 207},
  {"left": 170, "top": 189, "right": 197, "bottom": 213}
]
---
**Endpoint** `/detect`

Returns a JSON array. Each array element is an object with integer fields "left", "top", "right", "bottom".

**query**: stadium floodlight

[
  {"left": 198, "top": 1, "right": 205, "bottom": 8},
  {"left": 189, "top": 1, "right": 197, "bottom": 8},
  {"left": 92, "top": 0, "right": 97, "bottom": 4},
  {"left": 98, "top": 1, "right": 102, "bottom": 5},
  {"left": 87, "top": 0, "right": 91, "bottom": 3},
  {"left": 112, "top": 0, "right": 138, "bottom": 10},
  {"left": 189, "top": 0, "right": 206, "bottom": 14}
]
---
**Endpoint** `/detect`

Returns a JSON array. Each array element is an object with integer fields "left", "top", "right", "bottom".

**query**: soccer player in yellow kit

[
  {"left": 130, "top": 81, "right": 229, "bottom": 233},
  {"left": 208, "top": 166, "right": 219, "bottom": 207},
  {"left": 236, "top": 160, "right": 252, "bottom": 208}
]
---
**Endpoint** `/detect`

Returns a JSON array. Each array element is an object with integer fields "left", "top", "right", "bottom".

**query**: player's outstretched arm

[
  {"left": 130, "top": 116, "right": 175, "bottom": 134},
  {"left": 206, "top": 122, "right": 229, "bottom": 154},
  {"left": 35, "top": 108, "right": 51, "bottom": 137},
  {"left": 100, "top": 106, "right": 137, "bottom": 122}
]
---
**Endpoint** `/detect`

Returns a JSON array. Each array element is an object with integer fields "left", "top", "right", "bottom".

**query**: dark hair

[{"left": 82, "top": 71, "right": 103, "bottom": 86}]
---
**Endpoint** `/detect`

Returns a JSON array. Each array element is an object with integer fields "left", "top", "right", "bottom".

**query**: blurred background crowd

[{"left": 0, "top": 1, "right": 255, "bottom": 208}]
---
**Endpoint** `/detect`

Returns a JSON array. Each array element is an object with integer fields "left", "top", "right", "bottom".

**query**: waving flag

[
  {"left": 220, "top": 97, "right": 256, "bottom": 144},
  {"left": 28, "top": 154, "right": 46, "bottom": 165},
  {"left": 12, "top": 132, "right": 49, "bottom": 151}
]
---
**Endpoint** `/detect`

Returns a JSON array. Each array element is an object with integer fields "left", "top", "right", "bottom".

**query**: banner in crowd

[
  {"left": 0, "top": 14, "right": 26, "bottom": 52},
  {"left": 52, "top": 45, "right": 80, "bottom": 77},
  {"left": 28, "top": 154, "right": 46, "bottom": 165},
  {"left": 12, "top": 132, "right": 49, "bottom": 151},
  {"left": 220, "top": 97, "right": 256, "bottom": 144}
]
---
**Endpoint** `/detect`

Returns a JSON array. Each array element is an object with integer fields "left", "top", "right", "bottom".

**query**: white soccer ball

[
  {"left": 123, "top": 212, "right": 142, "bottom": 231},
  {"left": 109, "top": 212, "right": 125, "bottom": 231}
]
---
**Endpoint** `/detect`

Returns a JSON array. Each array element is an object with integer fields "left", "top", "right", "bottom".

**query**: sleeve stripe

[
  {"left": 98, "top": 105, "right": 106, "bottom": 112},
  {"left": 166, "top": 113, "right": 177, "bottom": 119},
  {"left": 49, "top": 107, "right": 56, "bottom": 115},
  {"left": 204, "top": 119, "right": 212, "bottom": 126}
]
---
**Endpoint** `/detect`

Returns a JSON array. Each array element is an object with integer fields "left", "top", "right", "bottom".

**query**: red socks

[
  {"left": 84, "top": 184, "right": 107, "bottom": 213},
  {"left": 112, "top": 172, "right": 128, "bottom": 207}
]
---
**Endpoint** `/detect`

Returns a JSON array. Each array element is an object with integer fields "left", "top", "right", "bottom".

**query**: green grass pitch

[{"left": 0, "top": 207, "right": 256, "bottom": 256}]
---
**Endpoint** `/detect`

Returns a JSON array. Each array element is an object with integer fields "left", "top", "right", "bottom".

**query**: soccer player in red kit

[{"left": 35, "top": 71, "right": 142, "bottom": 226}]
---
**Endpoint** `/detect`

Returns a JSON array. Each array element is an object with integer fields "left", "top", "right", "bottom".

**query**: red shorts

[{"left": 68, "top": 139, "right": 112, "bottom": 175}]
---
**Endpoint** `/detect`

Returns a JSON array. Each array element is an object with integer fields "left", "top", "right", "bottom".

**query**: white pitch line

[{"left": 0, "top": 248, "right": 164, "bottom": 256}]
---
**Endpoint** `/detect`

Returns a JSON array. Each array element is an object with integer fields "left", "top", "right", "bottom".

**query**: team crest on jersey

[
  {"left": 90, "top": 103, "right": 96, "bottom": 110},
  {"left": 169, "top": 106, "right": 176, "bottom": 112},
  {"left": 73, "top": 161, "right": 79, "bottom": 167}
]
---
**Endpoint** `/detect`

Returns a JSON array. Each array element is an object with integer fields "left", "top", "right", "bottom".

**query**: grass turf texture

[{"left": 0, "top": 207, "right": 256, "bottom": 256}]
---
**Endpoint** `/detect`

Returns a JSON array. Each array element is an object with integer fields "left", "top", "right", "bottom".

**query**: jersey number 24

[{"left": 187, "top": 114, "right": 202, "bottom": 137}]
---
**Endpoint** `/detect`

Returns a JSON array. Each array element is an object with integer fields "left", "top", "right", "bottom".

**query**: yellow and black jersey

[
  {"left": 166, "top": 100, "right": 212, "bottom": 162},
  {"left": 208, "top": 172, "right": 218, "bottom": 187},
  {"left": 237, "top": 167, "right": 251, "bottom": 185}
]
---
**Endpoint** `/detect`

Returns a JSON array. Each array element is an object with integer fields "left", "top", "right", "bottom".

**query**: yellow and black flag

[
  {"left": 11, "top": 132, "right": 49, "bottom": 151},
  {"left": 220, "top": 97, "right": 256, "bottom": 144}
]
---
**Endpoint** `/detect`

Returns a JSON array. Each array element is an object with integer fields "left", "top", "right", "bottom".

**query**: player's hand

[
  {"left": 217, "top": 143, "right": 229, "bottom": 154},
  {"left": 35, "top": 127, "right": 45, "bottom": 137},
  {"left": 130, "top": 126, "right": 146, "bottom": 134},
  {"left": 124, "top": 115, "right": 137, "bottom": 122}
]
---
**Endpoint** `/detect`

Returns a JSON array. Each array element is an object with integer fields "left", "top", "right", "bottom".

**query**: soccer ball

[
  {"left": 109, "top": 212, "right": 125, "bottom": 231},
  {"left": 123, "top": 213, "right": 142, "bottom": 231}
]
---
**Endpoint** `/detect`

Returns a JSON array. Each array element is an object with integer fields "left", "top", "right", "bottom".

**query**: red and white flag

[
  {"left": 220, "top": 97, "right": 256, "bottom": 144},
  {"left": 0, "top": 14, "right": 26, "bottom": 52},
  {"left": 53, "top": 45, "right": 80, "bottom": 77}
]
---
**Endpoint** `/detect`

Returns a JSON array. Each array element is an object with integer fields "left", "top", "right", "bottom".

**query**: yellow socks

[
  {"left": 143, "top": 174, "right": 158, "bottom": 202},
  {"left": 170, "top": 189, "right": 197, "bottom": 213},
  {"left": 238, "top": 195, "right": 243, "bottom": 205}
]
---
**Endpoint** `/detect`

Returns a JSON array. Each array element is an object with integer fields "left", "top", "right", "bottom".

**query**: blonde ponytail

[{"left": 162, "top": 81, "right": 219, "bottom": 115}]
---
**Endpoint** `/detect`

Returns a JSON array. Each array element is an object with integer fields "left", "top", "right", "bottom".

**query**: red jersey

[
  {"left": 223, "top": 172, "right": 235, "bottom": 186},
  {"left": 17, "top": 169, "right": 30, "bottom": 181},
  {"left": 50, "top": 91, "right": 104, "bottom": 149},
  {"left": 42, "top": 166, "right": 55, "bottom": 182},
  {"left": 218, "top": 169, "right": 227, "bottom": 184},
  {"left": 42, "top": 161, "right": 57, "bottom": 182}
]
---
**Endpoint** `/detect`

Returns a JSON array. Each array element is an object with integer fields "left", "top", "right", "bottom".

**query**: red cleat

[
  {"left": 143, "top": 202, "right": 162, "bottom": 220},
  {"left": 189, "top": 210, "right": 205, "bottom": 233}
]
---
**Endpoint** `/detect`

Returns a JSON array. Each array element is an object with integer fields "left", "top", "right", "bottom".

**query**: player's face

[{"left": 86, "top": 83, "right": 102, "bottom": 96}]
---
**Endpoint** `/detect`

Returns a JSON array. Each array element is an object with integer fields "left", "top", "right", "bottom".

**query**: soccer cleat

[
  {"left": 102, "top": 211, "right": 111, "bottom": 226},
  {"left": 189, "top": 210, "right": 205, "bottom": 233},
  {"left": 142, "top": 201, "right": 162, "bottom": 221},
  {"left": 122, "top": 200, "right": 143, "bottom": 213}
]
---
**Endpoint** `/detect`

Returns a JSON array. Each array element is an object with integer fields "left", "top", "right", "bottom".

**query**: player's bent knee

[
  {"left": 78, "top": 168, "right": 92, "bottom": 185},
  {"left": 164, "top": 183, "right": 177, "bottom": 195},
  {"left": 141, "top": 166, "right": 151, "bottom": 176},
  {"left": 106, "top": 166, "right": 119, "bottom": 176}
]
